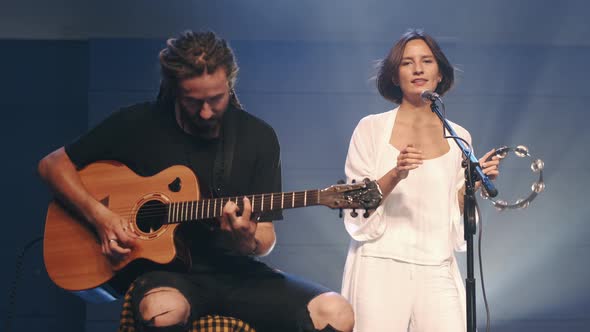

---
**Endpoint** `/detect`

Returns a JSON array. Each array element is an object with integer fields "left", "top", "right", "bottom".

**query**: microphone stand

[{"left": 428, "top": 97, "right": 497, "bottom": 332}]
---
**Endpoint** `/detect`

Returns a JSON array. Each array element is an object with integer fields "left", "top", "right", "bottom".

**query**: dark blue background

[{"left": 2, "top": 1, "right": 589, "bottom": 330}]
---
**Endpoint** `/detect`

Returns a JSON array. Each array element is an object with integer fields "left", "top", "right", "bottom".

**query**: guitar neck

[{"left": 167, "top": 190, "right": 321, "bottom": 223}]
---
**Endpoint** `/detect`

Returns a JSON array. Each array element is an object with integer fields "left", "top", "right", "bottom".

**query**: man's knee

[
  {"left": 308, "top": 292, "right": 354, "bottom": 332},
  {"left": 137, "top": 287, "right": 191, "bottom": 327}
]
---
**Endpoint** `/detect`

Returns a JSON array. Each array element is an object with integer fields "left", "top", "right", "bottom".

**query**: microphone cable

[
  {"left": 476, "top": 199, "right": 492, "bottom": 332},
  {"left": 436, "top": 96, "right": 492, "bottom": 332},
  {"left": 4, "top": 236, "right": 44, "bottom": 332}
]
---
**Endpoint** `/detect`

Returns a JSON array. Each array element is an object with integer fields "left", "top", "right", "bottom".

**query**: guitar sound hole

[{"left": 136, "top": 200, "right": 167, "bottom": 234}]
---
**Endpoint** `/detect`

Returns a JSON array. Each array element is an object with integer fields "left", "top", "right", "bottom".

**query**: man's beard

[
  {"left": 179, "top": 107, "right": 223, "bottom": 139},
  {"left": 192, "top": 118, "right": 221, "bottom": 139}
]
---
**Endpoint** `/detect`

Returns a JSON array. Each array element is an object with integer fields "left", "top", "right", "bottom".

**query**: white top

[{"left": 343, "top": 107, "right": 472, "bottom": 265}]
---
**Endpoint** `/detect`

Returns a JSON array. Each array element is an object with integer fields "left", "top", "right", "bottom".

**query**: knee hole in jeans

[{"left": 138, "top": 287, "right": 191, "bottom": 327}]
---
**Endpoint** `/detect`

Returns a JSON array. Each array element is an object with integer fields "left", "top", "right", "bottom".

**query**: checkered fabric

[{"left": 118, "top": 282, "right": 255, "bottom": 332}]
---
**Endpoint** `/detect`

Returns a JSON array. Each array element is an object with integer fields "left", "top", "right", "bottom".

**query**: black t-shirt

[{"left": 65, "top": 100, "right": 283, "bottom": 265}]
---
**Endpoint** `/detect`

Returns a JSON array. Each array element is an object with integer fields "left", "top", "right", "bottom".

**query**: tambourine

[{"left": 480, "top": 145, "right": 545, "bottom": 211}]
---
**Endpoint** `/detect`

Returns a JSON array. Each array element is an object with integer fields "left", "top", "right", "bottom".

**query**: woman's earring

[{"left": 392, "top": 78, "right": 399, "bottom": 86}]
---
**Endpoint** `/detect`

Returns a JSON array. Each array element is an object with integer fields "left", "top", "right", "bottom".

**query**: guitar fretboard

[{"left": 167, "top": 190, "right": 321, "bottom": 223}]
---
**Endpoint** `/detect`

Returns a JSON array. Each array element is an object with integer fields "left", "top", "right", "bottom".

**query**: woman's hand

[
  {"left": 476, "top": 149, "right": 501, "bottom": 191},
  {"left": 394, "top": 144, "right": 424, "bottom": 180},
  {"left": 377, "top": 144, "right": 423, "bottom": 198}
]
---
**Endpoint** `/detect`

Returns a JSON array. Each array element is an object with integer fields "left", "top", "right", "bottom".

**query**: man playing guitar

[{"left": 38, "top": 30, "right": 355, "bottom": 332}]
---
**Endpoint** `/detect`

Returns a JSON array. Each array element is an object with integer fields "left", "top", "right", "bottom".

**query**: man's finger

[
  {"left": 242, "top": 197, "right": 252, "bottom": 222},
  {"left": 218, "top": 214, "right": 233, "bottom": 232}
]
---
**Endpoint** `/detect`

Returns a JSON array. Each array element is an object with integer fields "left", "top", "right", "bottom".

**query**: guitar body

[
  {"left": 43, "top": 161, "right": 383, "bottom": 303},
  {"left": 43, "top": 161, "right": 198, "bottom": 302}
]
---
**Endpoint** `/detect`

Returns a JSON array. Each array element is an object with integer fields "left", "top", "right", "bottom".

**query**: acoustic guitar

[{"left": 43, "top": 161, "right": 382, "bottom": 302}]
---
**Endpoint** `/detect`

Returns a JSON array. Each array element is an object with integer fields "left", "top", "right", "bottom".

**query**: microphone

[
  {"left": 479, "top": 171, "right": 498, "bottom": 198},
  {"left": 420, "top": 90, "right": 440, "bottom": 102}
]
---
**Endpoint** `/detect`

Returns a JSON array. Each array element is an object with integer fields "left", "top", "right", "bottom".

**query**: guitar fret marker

[
  {"left": 207, "top": 199, "right": 210, "bottom": 218},
  {"left": 177, "top": 202, "right": 181, "bottom": 222},
  {"left": 200, "top": 200, "right": 204, "bottom": 220},
  {"left": 173, "top": 202, "right": 177, "bottom": 222},
  {"left": 179, "top": 201, "right": 183, "bottom": 221},
  {"left": 180, "top": 201, "right": 183, "bottom": 221},
  {"left": 270, "top": 193, "right": 274, "bottom": 210},
  {"left": 171, "top": 202, "right": 174, "bottom": 222},
  {"left": 179, "top": 202, "right": 182, "bottom": 222}
]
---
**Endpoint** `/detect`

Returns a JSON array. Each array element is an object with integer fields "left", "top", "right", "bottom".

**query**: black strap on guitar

[{"left": 212, "top": 106, "right": 239, "bottom": 197}]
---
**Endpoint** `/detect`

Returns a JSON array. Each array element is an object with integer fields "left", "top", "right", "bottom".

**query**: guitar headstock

[{"left": 319, "top": 178, "right": 383, "bottom": 211}]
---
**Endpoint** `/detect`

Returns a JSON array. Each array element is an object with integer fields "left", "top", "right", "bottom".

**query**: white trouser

[{"left": 353, "top": 256, "right": 465, "bottom": 332}]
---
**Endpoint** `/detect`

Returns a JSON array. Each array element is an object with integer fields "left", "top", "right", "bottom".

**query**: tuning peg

[
  {"left": 363, "top": 210, "right": 370, "bottom": 218},
  {"left": 350, "top": 209, "right": 358, "bottom": 218},
  {"left": 337, "top": 179, "right": 345, "bottom": 184},
  {"left": 339, "top": 208, "right": 343, "bottom": 218}
]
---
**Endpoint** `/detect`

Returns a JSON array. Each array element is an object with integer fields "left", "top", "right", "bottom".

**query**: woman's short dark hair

[{"left": 376, "top": 29, "right": 454, "bottom": 104}]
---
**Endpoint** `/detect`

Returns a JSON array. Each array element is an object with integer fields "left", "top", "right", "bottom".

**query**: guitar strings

[
  {"left": 111, "top": 192, "right": 317, "bottom": 217},
  {"left": 105, "top": 191, "right": 321, "bottom": 221}
]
